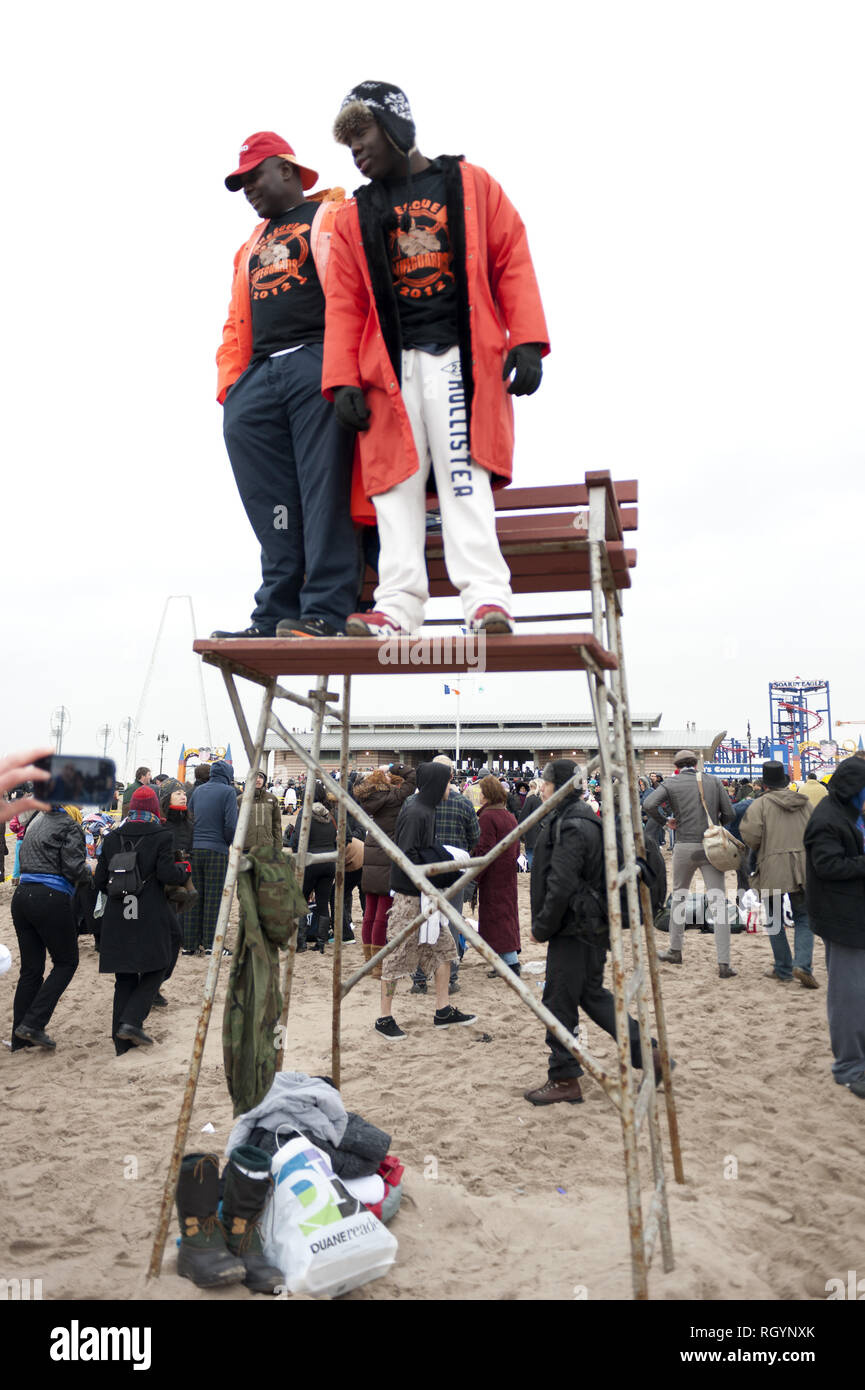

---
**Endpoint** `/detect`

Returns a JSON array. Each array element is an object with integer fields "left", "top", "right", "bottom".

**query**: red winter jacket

[{"left": 322, "top": 159, "right": 549, "bottom": 507}]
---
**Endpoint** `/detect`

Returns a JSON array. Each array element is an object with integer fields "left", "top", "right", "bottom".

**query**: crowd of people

[{"left": 2, "top": 742, "right": 865, "bottom": 1105}]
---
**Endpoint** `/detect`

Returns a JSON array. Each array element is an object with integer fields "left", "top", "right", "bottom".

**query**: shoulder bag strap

[{"left": 695, "top": 773, "right": 715, "bottom": 826}]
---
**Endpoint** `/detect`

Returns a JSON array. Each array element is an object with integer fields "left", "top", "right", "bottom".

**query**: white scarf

[{"left": 419, "top": 846, "right": 469, "bottom": 944}]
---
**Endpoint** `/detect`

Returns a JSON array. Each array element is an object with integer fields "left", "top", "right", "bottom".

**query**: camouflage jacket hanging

[{"left": 222, "top": 844, "right": 308, "bottom": 1117}]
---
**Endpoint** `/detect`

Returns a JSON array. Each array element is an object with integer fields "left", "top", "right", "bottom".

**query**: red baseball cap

[{"left": 225, "top": 132, "right": 319, "bottom": 192}]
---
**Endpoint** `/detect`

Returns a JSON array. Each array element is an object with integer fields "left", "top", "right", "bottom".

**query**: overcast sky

[{"left": 4, "top": 1, "right": 864, "bottom": 779}]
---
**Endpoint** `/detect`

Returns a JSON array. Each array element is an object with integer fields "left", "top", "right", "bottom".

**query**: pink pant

[{"left": 362, "top": 893, "right": 391, "bottom": 947}]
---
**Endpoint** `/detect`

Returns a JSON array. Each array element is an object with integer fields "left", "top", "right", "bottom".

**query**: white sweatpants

[{"left": 371, "top": 346, "right": 514, "bottom": 633}]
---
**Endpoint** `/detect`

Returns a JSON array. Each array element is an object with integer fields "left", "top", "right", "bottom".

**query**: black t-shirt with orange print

[
  {"left": 248, "top": 201, "right": 326, "bottom": 359},
  {"left": 384, "top": 160, "right": 458, "bottom": 349}
]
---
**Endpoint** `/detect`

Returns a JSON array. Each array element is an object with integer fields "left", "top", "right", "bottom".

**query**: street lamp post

[{"left": 157, "top": 731, "right": 169, "bottom": 776}]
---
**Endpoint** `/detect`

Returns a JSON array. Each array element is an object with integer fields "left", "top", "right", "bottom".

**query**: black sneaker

[
  {"left": 210, "top": 624, "right": 276, "bottom": 639},
  {"left": 375, "top": 1015, "right": 406, "bottom": 1042},
  {"left": 410, "top": 978, "right": 428, "bottom": 994},
  {"left": 115, "top": 1023, "right": 154, "bottom": 1047},
  {"left": 434, "top": 1006, "right": 477, "bottom": 1028},
  {"left": 13, "top": 1023, "right": 56, "bottom": 1049},
  {"left": 275, "top": 617, "right": 344, "bottom": 638},
  {"left": 151, "top": 992, "right": 168, "bottom": 1008}
]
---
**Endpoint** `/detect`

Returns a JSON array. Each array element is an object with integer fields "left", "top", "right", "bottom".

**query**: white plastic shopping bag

[
  {"left": 739, "top": 888, "right": 766, "bottom": 934},
  {"left": 260, "top": 1131, "right": 397, "bottom": 1298}
]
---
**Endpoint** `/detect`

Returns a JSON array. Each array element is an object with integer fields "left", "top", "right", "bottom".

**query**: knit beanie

[
  {"left": 333, "top": 81, "right": 416, "bottom": 157},
  {"left": 541, "top": 759, "right": 583, "bottom": 790},
  {"left": 333, "top": 81, "right": 417, "bottom": 231},
  {"left": 130, "top": 786, "right": 161, "bottom": 817}
]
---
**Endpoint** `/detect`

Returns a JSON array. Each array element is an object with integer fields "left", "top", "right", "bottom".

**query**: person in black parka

[
  {"left": 525, "top": 759, "right": 659, "bottom": 1106},
  {"left": 803, "top": 756, "right": 865, "bottom": 1097},
  {"left": 11, "top": 805, "right": 90, "bottom": 1050},
  {"left": 94, "top": 786, "right": 189, "bottom": 1053},
  {"left": 288, "top": 783, "right": 337, "bottom": 951}
]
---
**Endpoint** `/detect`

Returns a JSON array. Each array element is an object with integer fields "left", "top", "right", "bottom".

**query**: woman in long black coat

[{"left": 94, "top": 787, "right": 189, "bottom": 1053}]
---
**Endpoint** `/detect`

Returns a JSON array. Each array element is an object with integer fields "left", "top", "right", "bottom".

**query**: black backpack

[{"left": 106, "top": 837, "right": 148, "bottom": 899}]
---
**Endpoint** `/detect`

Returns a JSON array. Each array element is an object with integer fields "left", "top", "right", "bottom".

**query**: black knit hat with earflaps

[{"left": 334, "top": 81, "right": 417, "bottom": 231}]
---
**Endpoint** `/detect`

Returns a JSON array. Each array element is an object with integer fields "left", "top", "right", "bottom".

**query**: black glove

[
  {"left": 502, "top": 343, "right": 543, "bottom": 396},
  {"left": 333, "top": 385, "right": 371, "bottom": 431}
]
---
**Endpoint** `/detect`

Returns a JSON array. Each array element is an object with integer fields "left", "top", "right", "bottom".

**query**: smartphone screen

[{"left": 35, "top": 755, "right": 117, "bottom": 808}]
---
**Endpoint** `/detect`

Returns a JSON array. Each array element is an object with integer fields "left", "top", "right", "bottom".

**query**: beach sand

[{"left": 1, "top": 866, "right": 861, "bottom": 1303}]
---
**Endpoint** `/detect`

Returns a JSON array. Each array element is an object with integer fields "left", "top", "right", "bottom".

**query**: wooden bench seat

[{"left": 194, "top": 472, "right": 637, "bottom": 681}]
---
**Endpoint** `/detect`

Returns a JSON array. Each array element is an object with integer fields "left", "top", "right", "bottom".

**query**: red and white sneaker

[
  {"left": 470, "top": 605, "right": 515, "bottom": 635},
  {"left": 345, "top": 611, "right": 408, "bottom": 638}
]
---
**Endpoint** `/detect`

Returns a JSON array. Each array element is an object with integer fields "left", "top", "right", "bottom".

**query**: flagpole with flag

[{"left": 444, "top": 683, "right": 461, "bottom": 766}]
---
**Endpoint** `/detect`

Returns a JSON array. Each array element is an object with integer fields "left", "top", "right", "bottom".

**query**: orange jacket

[
  {"left": 215, "top": 188, "right": 345, "bottom": 404},
  {"left": 322, "top": 160, "right": 550, "bottom": 502}
]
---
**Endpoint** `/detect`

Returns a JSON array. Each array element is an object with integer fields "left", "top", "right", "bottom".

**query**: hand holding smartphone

[{"left": 34, "top": 755, "right": 117, "bottom": 809}]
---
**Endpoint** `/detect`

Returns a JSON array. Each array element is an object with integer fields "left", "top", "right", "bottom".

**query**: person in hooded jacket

[
  {"left": 325, "top": 82, "right": 549, "bottom": 641},
  {"left": 94, "top": 787, "right": 190, "bottom": 1053},
  {"left": 375, "top": 761, "right": 477, "bottom": 1040},
  {"left": 740, "top": 760, "right": 816, "bottom": 987},
  {"left": 355, "top": 765, "right": 416, "bottom": 974},
  {"left": 803, "top": 757, "right": 865, "bottom": 1097},
  {"left": 186, "top": 759, "right": 238, "bottom": 955},
  {"left": 525, "top": 760, "right": 663, "bottom": 1106},
  {"left": 288, "top": 782, "right": 337, "bottom": 951},
  {"left": 11, "top": 804, "right": 90, "bottom": 1050},
  {"left": 238, "top": 771, "right": 282, "bottom": 853}
]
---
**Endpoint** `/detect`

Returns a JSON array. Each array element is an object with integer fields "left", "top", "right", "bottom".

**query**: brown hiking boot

[
  {"left": 524, "top": 1077, "right": 584, "bottom": 1106},
  {"left": 793, "top": 966, "right": 819, "bottom": 989},
  {"left": 657, "top": 948, "right": 682, "bottom": 964}
]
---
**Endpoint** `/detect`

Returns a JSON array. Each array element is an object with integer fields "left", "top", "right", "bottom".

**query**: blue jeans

[
  {"left": 525, "top": 848, "right": 534, "bottom": 870},
  {"left": 222, "top": 345, "right": 360, "bottom": 631},
  {"left": 765, "top": 889, "right": 813, "bottom": 979}
]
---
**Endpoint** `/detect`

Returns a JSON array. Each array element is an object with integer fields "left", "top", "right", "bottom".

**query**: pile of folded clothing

[{"left": 226, "top": 1071, "right": 404, "bottom": 1221}]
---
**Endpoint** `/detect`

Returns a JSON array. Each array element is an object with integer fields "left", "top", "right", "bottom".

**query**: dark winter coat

[
  {"left": 94, "top": 821, "right": 189, "bottom": 974},
  {"left": 390, "top": 763, "right": 460, "bottom": 898},
  {"left": 530, "top": 794, "right": 607, "bottom": 944},
  {"left": 355, "top": 767, "right": 417, "bottom": 896},
  {"left": 18, "top": 810, "right": 89, "bottom": 885},
  {"left": 476, "top": 804, "right": 521, "bottom": 954},
  {"left": 161, "top": 807, "right": 194, "bottom": 859},
  {"left": 641, "top": 830, "right": 667, "bottom": 914},
  {"left": 288, "top": 802, "right": 337, "bottom": 855},
  {"left": 191, "top": 760, "right": 238, "bottom": 854},
  {"left": 517, "top": 793, "right": 543, "bottom": 850},
  {"left": 804, "top": 758, "right": 865, "bottom": 948}
]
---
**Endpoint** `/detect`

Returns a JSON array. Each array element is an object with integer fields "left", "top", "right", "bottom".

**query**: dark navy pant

[{"left": 222, "top": 345, "right": 360, "bottom": 631}]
